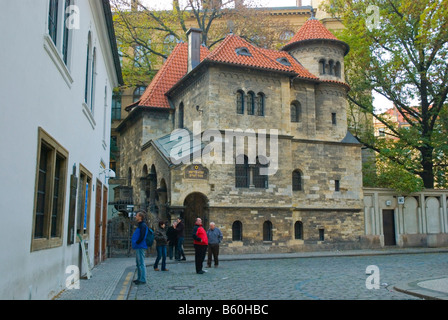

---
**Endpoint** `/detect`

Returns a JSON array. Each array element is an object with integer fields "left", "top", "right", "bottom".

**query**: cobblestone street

[{"left": 128, "top": 252, "right": 448, "bottom": 300}]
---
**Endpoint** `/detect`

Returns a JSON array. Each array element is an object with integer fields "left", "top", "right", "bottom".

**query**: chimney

[
  {"left": 296, "top": 0, "right": 302, "bottom": 7},
  {"left": 187, "top": 28, "right": 202, "bottom": 73}
]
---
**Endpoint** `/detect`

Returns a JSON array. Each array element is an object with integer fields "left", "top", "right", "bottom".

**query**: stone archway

[{"left": 183, "top": 193, "right": 209, "bottom": 244}]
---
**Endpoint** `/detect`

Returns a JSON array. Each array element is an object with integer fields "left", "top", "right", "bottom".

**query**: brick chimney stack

[{"left": 296, "top": 0, "right": 303, "bottom": 7}]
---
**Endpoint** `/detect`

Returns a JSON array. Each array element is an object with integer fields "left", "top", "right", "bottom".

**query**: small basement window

[
  {"left": 319, "top": 228, "right": 325, "bottom": 241},
  {"left": 236, "top": 47, "right": 252, "bottom": 57}
]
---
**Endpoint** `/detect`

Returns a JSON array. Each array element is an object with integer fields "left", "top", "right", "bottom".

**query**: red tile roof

[
  {"left": 282, "top": 18, "right": 348, "bottom": 54},
  {"left": 204, "top": 35, "right": 294, "bottom": 74},
  {"left": 127, "top": 27, "right": 346, "bottom": 111},
  {"left": 130, "top": 43, "right": 209, "bottom": 110},
  {"left": 257, "top": 47, "right": 318, "bottom": 81}
]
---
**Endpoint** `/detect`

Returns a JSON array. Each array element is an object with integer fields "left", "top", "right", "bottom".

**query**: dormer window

[
  {"left": 236, "top": 47, "right": 252, "bottom": 57},
  {"left": 276, "top": 57, "right": 291, "bottom": 66}
]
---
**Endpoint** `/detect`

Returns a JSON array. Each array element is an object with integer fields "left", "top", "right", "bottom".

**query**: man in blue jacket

[{"left": 132, "top": 211, "right": 148, "bottom": 285}]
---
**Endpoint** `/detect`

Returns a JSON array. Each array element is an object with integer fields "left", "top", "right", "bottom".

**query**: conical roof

[{"left": 282, "top": 18, "right": 349, "bottom": 55}]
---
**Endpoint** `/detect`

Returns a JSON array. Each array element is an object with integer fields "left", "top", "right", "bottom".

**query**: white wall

[
  {"left": 0, "top": 0, "right": 119, "bottom": 299},
  {"left": 363, "top": 188, "right": 448, "bottom": 248}
]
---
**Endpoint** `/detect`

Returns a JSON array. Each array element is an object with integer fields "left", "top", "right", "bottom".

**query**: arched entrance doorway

[{"left": 182, "top": 193, "right": 209, "bottom": 251}]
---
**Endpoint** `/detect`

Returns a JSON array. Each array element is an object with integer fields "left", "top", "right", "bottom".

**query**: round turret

[{"left": 282, "top": 17, "right": 349, "bottom": 83}]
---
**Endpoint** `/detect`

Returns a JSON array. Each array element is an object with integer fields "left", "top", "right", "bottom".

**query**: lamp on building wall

[{"left": 100, "top": 168, "right": 116, "bottom": 179}]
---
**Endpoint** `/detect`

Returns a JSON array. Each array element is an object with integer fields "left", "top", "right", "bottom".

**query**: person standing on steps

[
  {"left": 131, "top": 211, "right": 148, "bottom": 285},
  {"left": 176, "top": 217, "right": 186, "bottom": 261},
  {"left": 192, "top": 217, "right": 208, "bottom": 274},
  {"left": 153, "top": 221, "right": 169, "bottom": 272},
  {"left": 206, "top": 222, "right": 223, "bottom": 268}
]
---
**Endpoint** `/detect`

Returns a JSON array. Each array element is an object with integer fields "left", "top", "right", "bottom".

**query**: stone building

[
  {"left": 115, "top": 16, "right": 368, "bottom": 254},
  {"left": 110, "top": 0, "right": 344, "bottom": 173}
]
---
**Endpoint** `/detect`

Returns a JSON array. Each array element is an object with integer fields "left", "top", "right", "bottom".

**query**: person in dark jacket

[
  {"left": 153, "top": 221, "right": 169, "bottom": 271},
  {"left": 166, "top": 221, "right": 178, "bottom": 260},
  {"left": 176, "top": 217, "right": 186, "bottom": 261},
  {"left": 131, "top": 212, "right": 148, "bottom": 285},
  {"left": 192, "top": 218, "right": 208, "bottom": 274}
]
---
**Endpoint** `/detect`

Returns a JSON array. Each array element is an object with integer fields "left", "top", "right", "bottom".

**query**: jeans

[
  {"left": 168, "top": 242, "right": 178, "bottom": 260},
  {"left": 135, "top": 248, "right": 146, "bottom": 283},
  {"left": 154, "top": 245, "right": 167, "bottom": 270},
  {"left": 176, "top": 237, "right": 185, "bottom": 259}
]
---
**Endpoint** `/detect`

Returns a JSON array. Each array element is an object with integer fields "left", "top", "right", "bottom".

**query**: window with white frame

[{"left": 47, "top": 0, "right": 74, "bottom": 67}]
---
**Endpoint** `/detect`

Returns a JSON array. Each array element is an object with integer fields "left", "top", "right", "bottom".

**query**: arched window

[
  {"left": 62, "top": 0, "right": 74, "bottom": 65},
  {"left": 247, "top": 91, "right": 255, "bottom": 115},
  {"left": 294, "top": 221, "right": 303, "bottom": 240},
  {"left": 256, "top": 92, "right": 265, "bottom": 116},
  {"left": 232, "top": 221, "right": 243, "bottom": 241},
  {"left": 235, "top": 155, "right": 249, "bottom": 188},
  {"left": 335, "top": 62, "right": 341, "bottom": 78},
  {"left": 90, "top": 47, "right": 97, "bottom": 112},
  {"left": 235, "top": 47, "right": 252, "bottom": 57},
  {"left": 290, "top": 101, "right": 301, "bottom": 123},
  {"left": 236, "top": 90, "right": 244, "bottom": 114},
  {"left": 48, "top": 0, "right": 59, "bottom": 45},
  {"left": 292, "top": 170, "right": 303, "bottom": 191},
  {"left": 263, "top": 221, "right": 273, "bottom": 241},
  {"left": 319, "top": 59, "right": 326, "bottom": 75},
  {"left": 133, "top": 86, "right": 145, "bottom": 103},
  {"left": 178, "top": 102, "right": 184, "bottom": 128},
  {"left": 84, "top": 31, "right": 92, "bottom": 104},
  {"left": 253, "top": 156, "right": 268, "bottom": 189},
  {"left": 328, "top": 60, "right": 335, "bottom": 75}
]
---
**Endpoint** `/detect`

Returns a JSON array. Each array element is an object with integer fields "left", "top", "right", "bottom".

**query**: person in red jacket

[{"left": 192, "top": 218, "right": 208, "bottom": 274}]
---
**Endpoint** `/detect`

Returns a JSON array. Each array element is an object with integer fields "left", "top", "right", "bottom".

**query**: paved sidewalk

[
  {"left": 394, "top": 277, "right": 448, "bottom": 300},
  {"left": 54, "top": 247, "right": 448, "bottom": 300}
]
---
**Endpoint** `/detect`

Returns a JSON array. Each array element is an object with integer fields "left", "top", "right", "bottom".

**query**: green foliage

[
  {"left": 111, "top": 0, "right": 293, "bottom": 88},
  {"left": 325, "top": 0, "right": 448, "bottom": 190}
]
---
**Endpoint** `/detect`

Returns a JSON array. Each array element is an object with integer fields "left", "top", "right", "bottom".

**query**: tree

[
  {"left": 324, "top": 0, "right": 448, "bottom": 191},
  {"left": 111, "top": 0, "right": 293, "bottom": 88}
]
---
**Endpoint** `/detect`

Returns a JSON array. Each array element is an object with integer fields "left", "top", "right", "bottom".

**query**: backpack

[{"left": 145, "top": 227, "right": 154, "bottom": 248}]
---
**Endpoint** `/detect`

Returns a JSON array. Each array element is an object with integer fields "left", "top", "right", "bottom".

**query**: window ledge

[
  {"left": 82, "top": 102, "right": 96, "bottom": 129},
  {"left": 31, "top": 237, "right": 63, "bottom": 252},
  {"left": 43, "top": 34, "right": 73, "bottom": 88}
]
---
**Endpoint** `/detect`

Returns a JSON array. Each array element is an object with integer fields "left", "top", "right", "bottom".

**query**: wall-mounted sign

[{"left": 184, "top": 164, "right": 208, "bottom": 180}]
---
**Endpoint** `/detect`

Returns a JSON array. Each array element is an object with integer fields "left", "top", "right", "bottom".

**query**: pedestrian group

[{"left": 131, "top": 211, "right": 223, "bottom": 285}]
